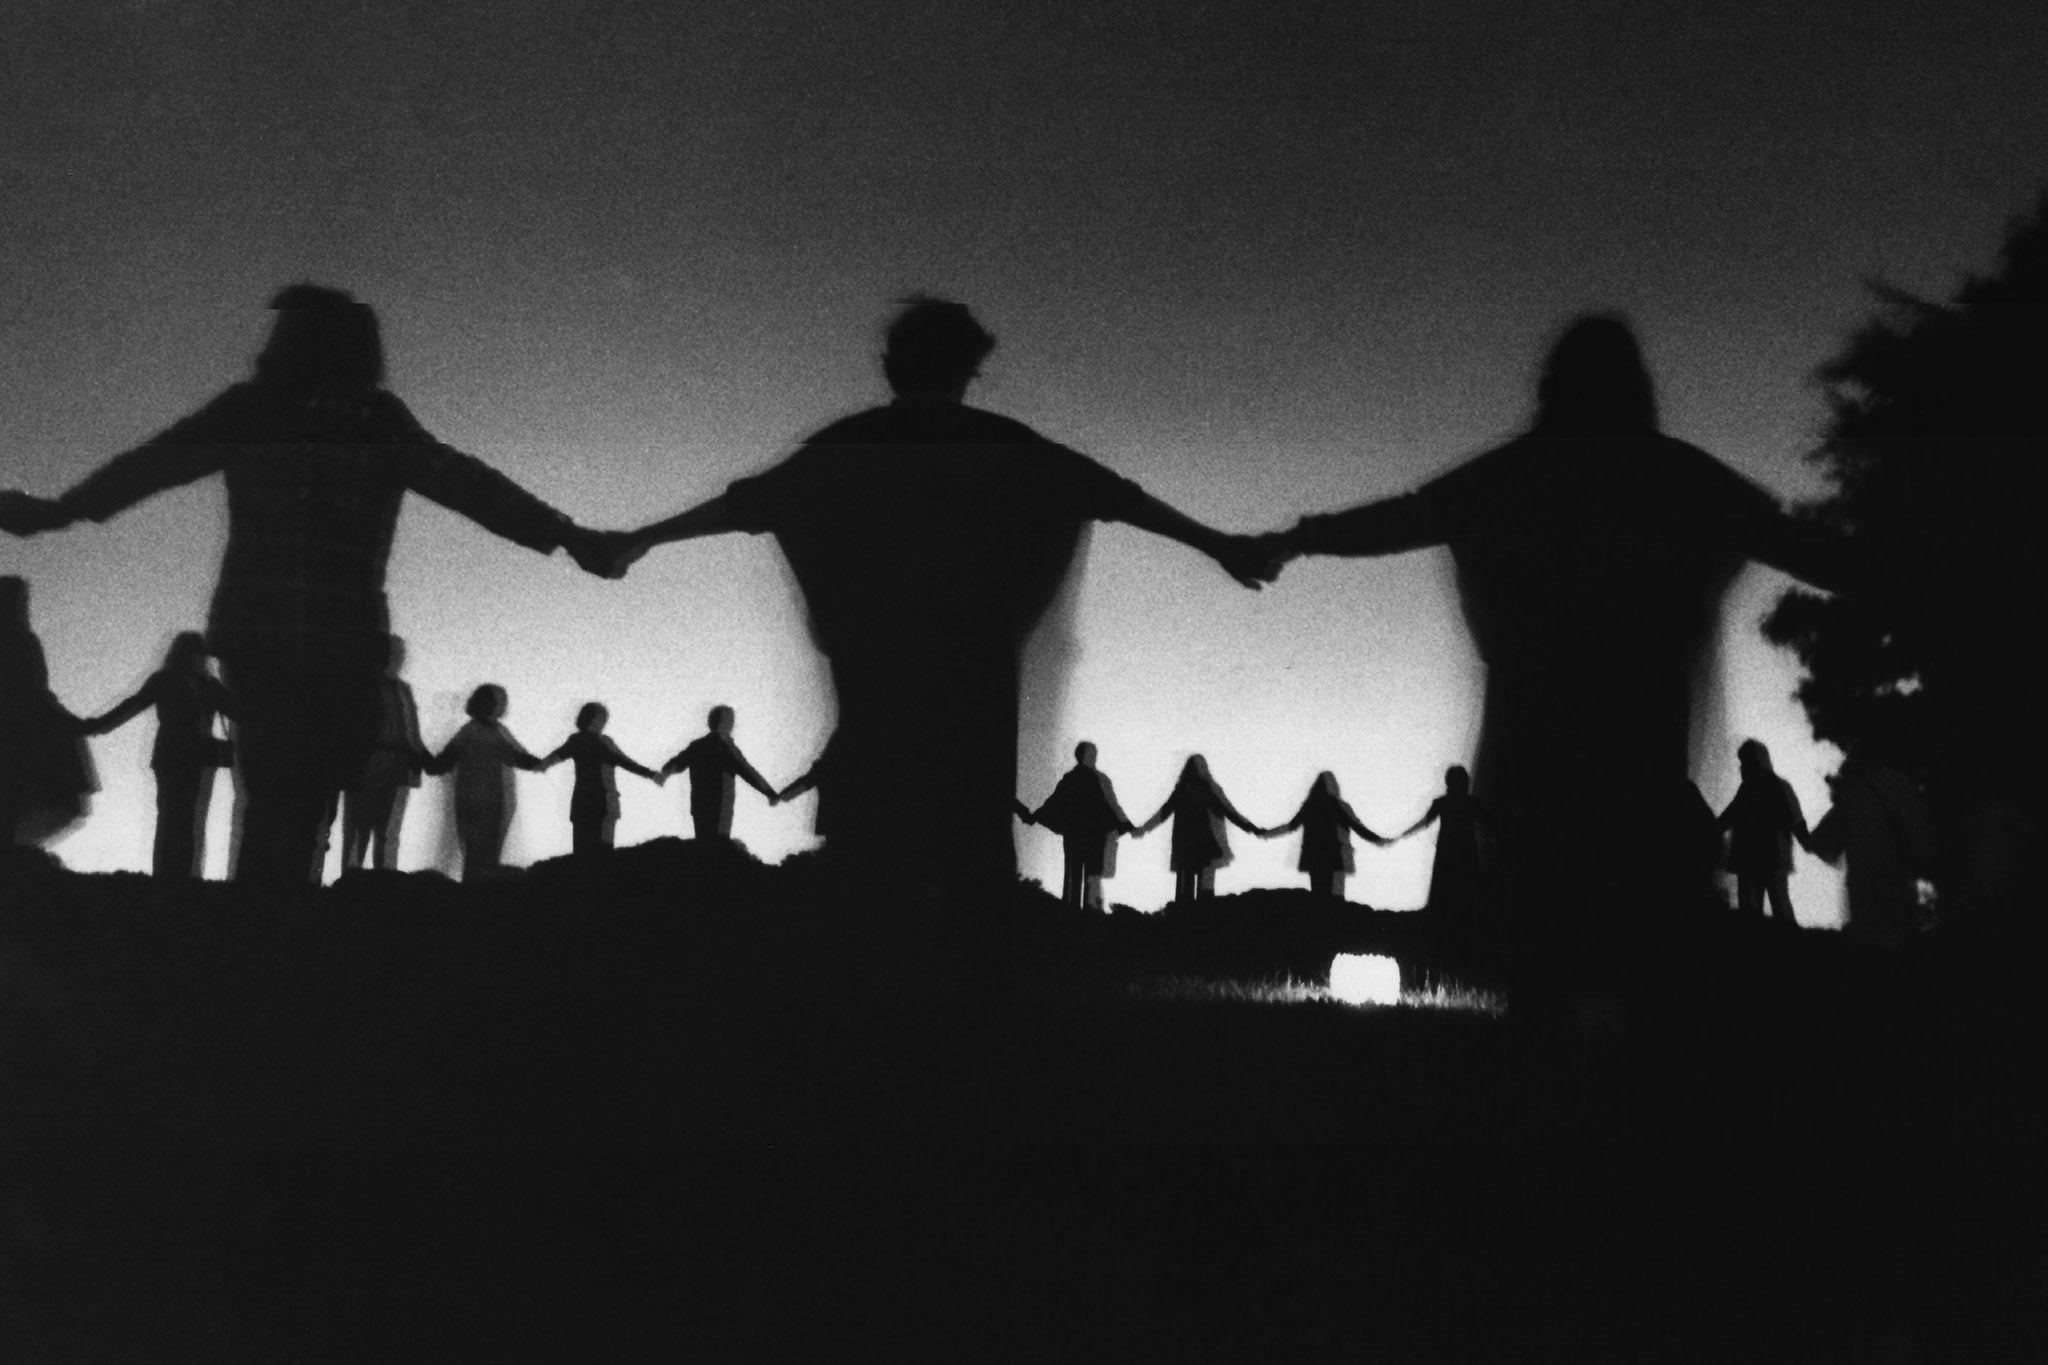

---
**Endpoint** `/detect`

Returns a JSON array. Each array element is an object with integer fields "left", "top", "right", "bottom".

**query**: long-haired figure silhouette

[
  {"left": 1393, "top": 765, "right": 1484, "bottom": 921},
  {"left": 1, "top": 286, "right": 625, "bottom": 886},
  {"left": 82, "top": 631, "right": 236, "bottom": 878},
  {"left": 1272, "top": 770, "right": 1386, "bottom": 900},
  {"left": 1272, "top": 315, "right": 1846, "bottom": 952},
  {"left": 1135, "top": 754, "right": 1269, "bottom": 904},
  {"left": 618, "top": 298, "right": 1272, "bottom": 912}
]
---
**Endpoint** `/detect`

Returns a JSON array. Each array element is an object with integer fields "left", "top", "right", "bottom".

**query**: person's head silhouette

[
  {"left": 1737, "top": 738, "right": 1774, "bottom": 781},
  {"left": 165, "top": 631, "right": 209, "bottom": 673},
  {"left": 1074, "top": 741, "right": 1098, "bottom": 768},
  {"left": 254, "top": 283, "right": 385, "bottom": 393},
  {"left": 577, "top": 701, "right": 609, "bottom": 734},
  {"left": 707, "top": 704, "right": 735, "bottom": 736},
  {"left": 1315, "top": 770, "right": 1341, "bottom": 799},
  {"left": 466, "top": 683, "right": 508, "bottom": 722},
  {"left": 881, "top": 296, "right": 995, "bottom": 402},
  {"left": 1179, "top": 754, "right": 1212, "bottom": 786},
  {"left": 1445, "top": 764, "right": 1471, "bottom": 797},
  {"left": 1532, "top": 313, "right": 1658, "bottom": 436}
]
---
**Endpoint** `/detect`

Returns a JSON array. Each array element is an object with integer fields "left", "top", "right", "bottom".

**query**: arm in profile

[
  {"left": 6, "top": 398, "right": 243, "bottom": 537},
  {"left": 601, "top": 735, "right": 664, "bottom": 784},
  {"left": 1344, "top": 803, "right": 1389, "bottom": 846},
  {"left": 1394, "top": 799, "right": 1444, "bottom": 841},
  {"left": 1283, "top": 490, "right": 1454, "bottom": 568},
  {"left": 1114, "top": 489, "right": 1278, "bottom": 590},
  {"left": 614, "top": 493, "right": 741, "bottom": 576},
  {"left": 723, "top": 737, "right": 780, "bottom": 805},
  {"left": 82, "top": 674, "right": 163, "bottom": 737}
]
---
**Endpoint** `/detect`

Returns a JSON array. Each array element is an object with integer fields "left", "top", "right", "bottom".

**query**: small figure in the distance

[
  {"left": 544, "top": 701, "right": 664, "bottom": 855},
  {"left": 0, "top": 576, "right": 97, "bottom": 856},
  {"left": 429, "top": 683, "right": 547, "bottom": 882},
  {"left": 1717, "top": 739, "right": 1809, "bottom": 926},
  {"left": 82, "top": 630, "right": 237, "bottom": 879},
  {"left": 1134, "top": 754, "right": 1267, "bottom": 904},
  {"left": 1394, "top": 765, "right": 1485, "bottom": 920},
  {"left": 663, "top": 705, "right": 779, "bottom": 846},
  {"left": 342, "top": 634, "right": 430, "bottom": 873},
  {"left": 1270, "top": 770, "right": 1388, "bottom": 900},
  {"left": 1021, "top": 740, "right": 1136, "bottom": 910}
]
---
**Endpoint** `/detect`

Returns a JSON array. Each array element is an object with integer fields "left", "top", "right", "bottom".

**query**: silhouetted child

[
  {"left": 83, "top": 631, "right": 237, "bottom": 879},
  {"left": 1134, "top": 754, "right": 1267, "bottom": 903},
  {"left": 1805, "top": 748, "right": 1931, "bottom": 946},
  {"left": 1717, "top": 739, "right": 1808, "bottom": 925},
  {"left": 1271, "top": 771, "right": 1387, "bottom": 900},
  {"left": 342, "top": 634, "right": 428, "bottom": 873},
  {"left": 544, "top": 702, "right": 664, "bottom": 855},
  {"left": 663, "top": 705, "right": 778, "bottom": 844},
  {"left": 1395, "top": 765, "right": 1483, "bottom": 920},
  {"left": 1022, "top": 741, "right": 1135, "bottom": 909},
  {"left": 0, "top": 576, "right": 96, "bottom": 853},
  {"left": 429, "top": 683, "right": 546, "bottom": 881}
]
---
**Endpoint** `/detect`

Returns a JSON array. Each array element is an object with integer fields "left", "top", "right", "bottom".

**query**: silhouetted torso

[
  {"left": 560, "top": 730, "right": 632, "bottom": 821},
  {"left": 668, "top": 733, "right": 766, "bottom": 840},
  {"left": 1034, "top": 765, "right": 1132, "bottom": 876},
  {"left": 724, "top": 401, "right": 1146, "bottom": 899},
  {"left": 1311, "top": 432, "right": 1790, "bottom": 923},
  {"left": 1288, "top": 787, "right": 1371, "bottom": 875},
  {"left": 1151, "top": 775, "right": 1257, "bottom": 874}
]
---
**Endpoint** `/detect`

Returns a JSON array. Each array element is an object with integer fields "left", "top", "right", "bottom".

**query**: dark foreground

[{"left": 3, "top": 842, "right": 2042, "bottom": 1360}]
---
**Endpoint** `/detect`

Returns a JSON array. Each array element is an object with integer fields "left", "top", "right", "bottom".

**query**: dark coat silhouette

[
  {"left": 549, "top": 722, "right": 661, "bottom": 854},
  {"left": 1031, "top": 762, "right": 1134, "bottom": 878},
  {"left": 432, "top": 715, "right": 545, "bottom": 881},
  {"left": 1288, "top": 316, "right": 1844, "bottom": 933},
  {"left": 664, "top": 731, "right": 775, "bottom": 842},
  {"left": 343, "top": 644, "right": 426, "bottom": 872},
  {"left": 7, "top": 287, "right": 605, "bottom": 886}
]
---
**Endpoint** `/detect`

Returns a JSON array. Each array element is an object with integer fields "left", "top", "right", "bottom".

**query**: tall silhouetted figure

[
  {"left": 430, "top": 683, "right": 546, "bottom": 881},
  {"left": 1271, "top": 315, "right": 1845, "bottom": 946},
  {"left": 1023, "top": 741, "right": 1135, "bottom": 909},
  {"left": 546, "top": 702, "right": 664, "bottom": 855},
  {"left": 83, "top": 631, "right": 236, "bottom": 879},
  {"left": 1135, "top": 755, "right": 1267, "bottom": 904},
  {"left": 0, "top": 286, "right": 624, "bottom": 887},
  {"left": 1718, "top": 739, "right": 1808, "bottom": 926},
  {"left": 1804, "top": 748, "right": 1934, "bottom": 948},
  {"left": 341, "top": 634, "right": 427, "bottom": 873},
  {"left": 663, "top": 705, "right": 777, "bottom": 845},
  {"left": 0, "top": 577, "right": 95, "bottom": 853},
  {"left": 1394, "top": 765, "right": 1485, "bottom": 921},
  {"left": 618, "top": 297, "right": 1272, "bottom": 909},
  {"left": 1273, "top": 771, "right": 1386, "bottom": 900}
]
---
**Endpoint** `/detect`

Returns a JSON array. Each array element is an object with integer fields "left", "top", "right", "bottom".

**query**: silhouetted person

[
  {"left": 1270, "top": 314, "right": 1846, "bottom": 941},
  {"left": 430, "top": 683, "right": 546, "bottom": 881},
  {"left": 1805, "top": 749, "right": 1932, "bottom": 947},
  {"left": 777, "top": 733, "right": 842, "bottom": 840},
  {"left": 663, "top": 705, "right": 777, "bottom": 845},
  {"left": 82, "top": 631, "right": 236, "bottom": 879},
  {"left": 616, "top": 297, "right": 1273, "bottom": 908},
  {"left": 1, "top": 285, "right": 625, "bottom": 887},
  {"left": 1023, "top": 741, "right": 1135, "bottom": 909},
  {"left": 1394, "top": 766, "right": 1484, "bottom": 920},
  {"left": 1135, "top": 755, "right": 1267, "bottom": 903},
  {"left": 1718, "top": 739, "right": 1808, "bottom": 925},
  {"left": 545, "top": 702, "right": 664, "bottom": 855},
  {"left": 1272, "top": 770, "right": 1387, "bottom": 900},
  {"left": 341, "top": 634, "right": 428, "bottom": 872},
  {"left": 0, "top": 577, "right": 95, "bottom": 853}
]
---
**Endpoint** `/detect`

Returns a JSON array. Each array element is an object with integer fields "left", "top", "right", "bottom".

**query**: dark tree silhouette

[{"left": 1764, "top": 193, "right": 2048, "bottom": 929}]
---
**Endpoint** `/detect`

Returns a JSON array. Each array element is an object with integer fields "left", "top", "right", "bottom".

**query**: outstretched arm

[
  {"left": 1117, "top": 490, "right": 1276, "bottom": 589},
  {"left": 601, "top": 736, "right": 663, "bottom": 783},
  {"left": 1134, "top": 796, "right": 1175, "bottom": 836},
  {"left": 1289, "top": 492, "right": 1452, "bottom": 563},
  {"left": 1213, "top": 786, "right": 1264, "bottom": 837},
  {"left": 1013, "top": 798, "right": 1035, "bottom": 825},
  {"left": 9, "top": 397, "right": 243, "bottom": 535},
  {"left": 1343, "top": 804, "right": 1388, "bottom": 845},
  {"left": 611, "top": 494, "right": 741, "bottom": 576},
  {"left": 1395, "top": 800, "right": 1443, "bottom": 840},
  {"left": 725, "top": 741, "right": 779, "bottom": 804},
  {"left": 82, "top": 676, "right": 161, "bottom": 737}
]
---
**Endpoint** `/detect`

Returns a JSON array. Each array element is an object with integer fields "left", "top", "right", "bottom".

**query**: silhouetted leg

[
  {"left": 1736, "top": 876, "right": 1764, "bottom": 918},
  {"left": 220, "top": 647, "right": 380, "bottom": 888},
  {"left": 573, "top": 816, "right": 613, "bottom": 856},
  {"left": 373, "top": 787, "right": 407, "bottom": 871},
  {"left": 1196, "top": 869, "right": 1216, "bottom": 900},
  {"left": 1764, "top": 874, "right": 1797, "bottom": 926},
  {"left": 1082, "top": 873, "right": 1105, "bottom": 910},
  {"left": 1174, "top": 871, "right": 1197, "bottom": 904},
  {"left": 1060, "top": 854, "right": 1085, "bottom": 907},
  {"left": 152, "top": 766, "right": 207, "bottom": 879}
]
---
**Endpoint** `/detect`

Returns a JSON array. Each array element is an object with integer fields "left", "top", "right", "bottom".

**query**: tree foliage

[{"left": 1766, "top": 192, "right": 2048, "bottom": 805}]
